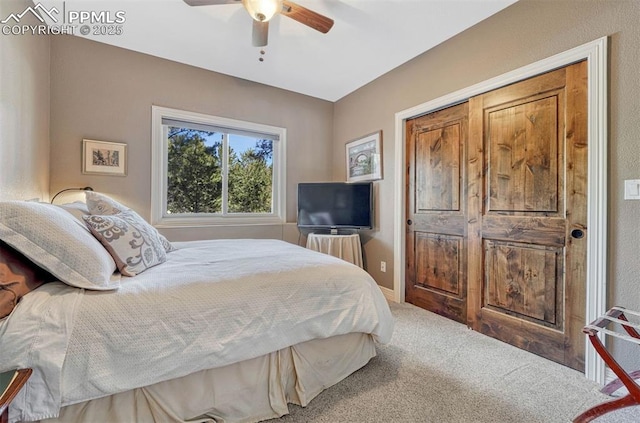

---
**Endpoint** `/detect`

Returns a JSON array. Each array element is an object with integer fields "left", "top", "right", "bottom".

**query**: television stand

[{"left": 306, "top": 233, "right": 363, "bottom": 268}]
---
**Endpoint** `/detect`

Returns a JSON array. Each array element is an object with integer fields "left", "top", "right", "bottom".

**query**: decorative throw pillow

[
  {"left": 85, "top": 191, "right": 126, "bottom": 215},
  {"left": 85, "top": 191, "right": 177, "bottom": 252},
  {"left": 0, "top": 242, "right": 53, "bottom": 319},
  {"left": 0, "top": 201, "right": 120, "bottom": 290},
  {"left": 83, "top": 211, "right": 167, "bottom": 276}
]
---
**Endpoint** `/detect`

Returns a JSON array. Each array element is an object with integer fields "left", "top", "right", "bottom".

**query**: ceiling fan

[{"left": 183, "top": 0, "right": 334, "bottom": 47}]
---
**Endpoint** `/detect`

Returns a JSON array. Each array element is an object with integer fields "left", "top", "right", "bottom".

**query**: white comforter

[{"left": 0, "top": 239, "right": 394, "bottom": 422}]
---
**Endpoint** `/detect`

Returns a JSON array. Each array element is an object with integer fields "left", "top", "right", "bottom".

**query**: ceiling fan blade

[
  {"left": 252, "top": 20, "right": 269, "bottom": 47},
  {"left": 183, "top": 0, "right": 240, "bottom": 6},
  {"left": 281, "top": 0, "right": 334, "bottom": 34}
]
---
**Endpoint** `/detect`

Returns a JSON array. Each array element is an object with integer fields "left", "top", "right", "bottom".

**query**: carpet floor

[{"left": 269, "top": 302, "right": 640, "bottom": 422}]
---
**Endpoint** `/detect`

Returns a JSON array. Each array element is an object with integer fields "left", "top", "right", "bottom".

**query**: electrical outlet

[{"left": 380, "top": 261, "right": 386, "bottom": 272}]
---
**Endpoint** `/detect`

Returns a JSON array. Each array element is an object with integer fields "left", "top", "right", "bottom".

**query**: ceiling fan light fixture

[{"left": 242, "top": 0, "right": 282, "bottom": 22}]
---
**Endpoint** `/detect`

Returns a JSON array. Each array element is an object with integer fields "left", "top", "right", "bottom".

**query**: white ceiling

[{"left": 38, "top": 0, "right": 518, "bottom": 101}]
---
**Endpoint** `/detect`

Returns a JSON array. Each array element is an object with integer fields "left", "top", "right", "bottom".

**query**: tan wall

[
  {"left": 49, "top": 35, "right": 334, "bottom": 240},
  {"left": 0, "top": 0, "right": 50, "bottom": 201},
  {"left": 35, "top": 0, "right": 640, "bottom": 367},
  {"left": 333, "top": 0, "right": 640, "bottom": 367}
]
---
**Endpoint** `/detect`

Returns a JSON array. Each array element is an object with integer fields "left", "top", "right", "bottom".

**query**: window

[{"left": 151, "top": 106, "right": 286, "bottom": 227}]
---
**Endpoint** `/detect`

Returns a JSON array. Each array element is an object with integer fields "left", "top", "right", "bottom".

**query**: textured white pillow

[
  {"left": 0, "top": 201, "right": 120, "bottom": 290},
  {"left": 83, "top": 211, "right": 167, "bottom": 276},
  {"left": 86, "top": 191, "right": 177, "bottom": 253},
  {"left": 57, "top": 201, "right": 91, "bottom": 222}
]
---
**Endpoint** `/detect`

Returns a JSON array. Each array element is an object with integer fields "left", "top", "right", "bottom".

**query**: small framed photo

[
  {"left": 346, "top": 131, "right": 382, "bottom": 183},
  {"left": 82, "top": 139, "right": 127, "bottom": 176}
]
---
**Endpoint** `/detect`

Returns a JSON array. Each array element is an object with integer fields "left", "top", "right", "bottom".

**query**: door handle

[
  {"left": 407, "top": 219, "right": 413, "bottom": 226},
  {"left": 571, "top": 229, "right": 584, "bottom": 239}
]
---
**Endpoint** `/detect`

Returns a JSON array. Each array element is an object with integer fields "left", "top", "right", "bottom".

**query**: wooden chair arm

[{"left": 0, "top": 369, "right": 32, "bottom": 423}]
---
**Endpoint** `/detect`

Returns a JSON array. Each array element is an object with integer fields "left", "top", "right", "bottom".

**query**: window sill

[{"left": 153, "top": 216, "right": 285, "bottom": 228}]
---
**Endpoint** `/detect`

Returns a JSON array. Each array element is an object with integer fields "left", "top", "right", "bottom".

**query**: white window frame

[{"left": 151, "top": 105, "right": 286, "bottom": 227}]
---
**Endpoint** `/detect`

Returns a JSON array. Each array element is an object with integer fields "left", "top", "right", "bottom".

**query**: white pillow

[
  {"left": 57, "top": 201, "right": 91, "bottom": 222},
  {"left": 85, "top": 191, "right": 177, "bottom": 252},
  {"left": 0, "top": 201, "right": 120, "bottom": 290},
  {"left": 83, "top": 211, "right": 167, "bottom": 276}
]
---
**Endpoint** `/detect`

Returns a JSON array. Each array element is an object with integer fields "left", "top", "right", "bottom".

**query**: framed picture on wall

[
  {"left": 345, "top": 131, "right": 382, "bottom": 183},
  {"left": 82, "top": 139, "right": 127, "bottom": 176}
]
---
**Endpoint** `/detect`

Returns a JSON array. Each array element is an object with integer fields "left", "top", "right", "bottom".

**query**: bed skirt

[{"left": 39, "top": 332, "right": 376, "bottom": 423}]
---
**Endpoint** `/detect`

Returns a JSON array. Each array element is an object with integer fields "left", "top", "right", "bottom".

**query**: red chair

[{"left": 573, "top": 307, "right": 640, "bottom": 422}]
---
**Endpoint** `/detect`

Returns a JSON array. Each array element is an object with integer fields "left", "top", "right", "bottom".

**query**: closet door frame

[{"left": 392, "top": 36, "right": 608, "bottom": 383}]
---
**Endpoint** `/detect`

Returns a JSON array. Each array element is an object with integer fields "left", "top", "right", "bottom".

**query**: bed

[{"left": 0, "top": 194, "right": 394, "bottom": 423}]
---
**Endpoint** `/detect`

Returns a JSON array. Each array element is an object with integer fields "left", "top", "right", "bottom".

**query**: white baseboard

[
  {"left": 605, "top": 368, "right": 615, "bottom": 385},
  {"left": 379, "top": 286, "right": 396, "bottom": 303}
]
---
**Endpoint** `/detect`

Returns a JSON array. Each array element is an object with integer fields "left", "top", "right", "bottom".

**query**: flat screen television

[{"left": 297, "top": 182, "right": 373, "bottom": 230}]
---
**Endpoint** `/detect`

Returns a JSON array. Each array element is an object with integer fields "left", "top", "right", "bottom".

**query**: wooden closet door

[
  {"left": 406, "top": 103, "right": 468, "bottom": 323},
  {"left": 467, "top": 61, "right": 588, "bottom": 370}
]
